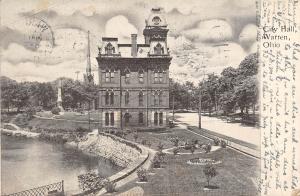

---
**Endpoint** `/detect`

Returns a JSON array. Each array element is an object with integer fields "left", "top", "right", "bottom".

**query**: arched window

[
  {"left": 153, "top": 92, "right": 158, "bottom": 106},
  {"left": 159, "top": 112, "right": 163, "bottom": 125},
  {"left": 139, "top": 91, "right": 143, "bottom": 106},
  {"left": 110, "top": 92, "right": 114, "bottom": 105},
  {"left": 124, "top": 113, "right": 130, "bottom": 125},
  {"left": 158, "top": 91, "right": 163, "bottom": 105},
  {"left": 139, "top": 112, "right": 143, "bottom": 124},
  {"left": 105, "top": 112, "right": 109, "bottom": 126},
  {"left": 154, "top": 43, "right": 164, "bottom": 55},
  {"left": 110, "top": 112, "right": 114, "bottom": 126},
  {"left": 125, "top": 91, "right": 129, "bottom": 105},
  {"left": 138, "top": 69, "right": 144, "bottom": 83},
  {"left": 154, "top": 112, "right": 158, "bottom": 125},
  {"left": 105, "top": 91, "right": 109, "bottom": 105},
  {"left": 105, "top": 42, "right": 115, "bottom": 55},
  {"left": 125, "top": 68, "right": 130, "bottom": 83}
]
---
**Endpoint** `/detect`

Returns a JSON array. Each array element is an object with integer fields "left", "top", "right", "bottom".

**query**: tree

[
  {"left": 203, "top": 163, "right": 217, "bottom": 187},
  {"left": 0, "top": 76, "right": 17, "bottom": 112}
]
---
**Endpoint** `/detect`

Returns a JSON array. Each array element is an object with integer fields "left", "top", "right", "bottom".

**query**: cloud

[
  {"left": 105, "top": 15, "right": 138, "bottom": 42},
  {"left": 1, "top": 60, "right": 96, "bottom": 82},
  {"left": 169, "top": 40, "right": 248, "bottom": 84},
  {"left": 182, "top": 19, "right": 233, "bottom": 43},
  {"left": 2, "top": 28, "right": 92, "bottom": 66},
  {"left": 239, "top": 23, "right": 257, "bottom": 50}
]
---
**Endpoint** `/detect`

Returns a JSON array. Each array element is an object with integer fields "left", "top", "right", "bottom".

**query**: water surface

[{"left": 1, "top": 135, "right": 122, "bottom": 194}]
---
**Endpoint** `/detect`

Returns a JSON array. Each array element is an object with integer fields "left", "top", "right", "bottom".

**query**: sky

[{"left": 0, "top": 0, "right": 258, "bottom": 84}]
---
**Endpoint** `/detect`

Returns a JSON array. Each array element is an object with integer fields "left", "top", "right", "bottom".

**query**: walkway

[{"left": 175, "top": 113, "right": 260, "bottom": 147}]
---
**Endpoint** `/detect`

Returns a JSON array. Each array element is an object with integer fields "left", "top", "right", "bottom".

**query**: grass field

[{"left": 120, "top": 128, "right": 260, "bottom": 196}]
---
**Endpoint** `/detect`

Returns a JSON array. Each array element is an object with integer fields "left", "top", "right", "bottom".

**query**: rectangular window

[
  {"left": 154, "top": 72, "right": 159, "bottom": 83},
  {"left": 159, "top": 72, "right": 163, "bottom": 83},
  {"left": 105, "top": 113, "right": 109, "bottom": 126},
  {"left": 125, "top": 72, "right": 130, "bottom": 83},
  {"left": 110, "top": 112, "right": 114, "bottom": 126},
  {"left": 159, "top": 112, "right": 163, "bottom": 125},
  {"left": 139, "top": 113, "right": 143, "bottom": 124},
  {"left": 105, "top": 72, "right": 110, "bottom": 82}
]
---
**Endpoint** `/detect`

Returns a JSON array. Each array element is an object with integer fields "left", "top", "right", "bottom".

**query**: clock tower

[{"left": 143, "top": 8, "right": 169, "bottom": 56}]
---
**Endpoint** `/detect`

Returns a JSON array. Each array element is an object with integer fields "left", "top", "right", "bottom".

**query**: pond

[{"left": 1, "top": 135, "right": 122, "bottom": 194}]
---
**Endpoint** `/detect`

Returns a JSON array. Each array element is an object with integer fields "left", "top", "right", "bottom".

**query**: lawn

[
  {"left": 118, "top": 128, "right": 260, "bottom": 196},
  {"left": 28, "top": 117, "right": 99, "bottom": 131},
  {"left": 36, "top": 111, "right": 100, "bottom": 122},
  {"left": 125, "top": 128, "right": 211, "bottom": 150}
]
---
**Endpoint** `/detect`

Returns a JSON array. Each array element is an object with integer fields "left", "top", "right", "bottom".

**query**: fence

[{"left": 3, "top": 181, "right": 64, "bottom": 196}]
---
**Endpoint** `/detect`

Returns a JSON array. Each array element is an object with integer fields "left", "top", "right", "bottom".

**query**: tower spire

[
  {"left": 84, "top": 30, "right": 94, "bottom": 84},
  {"left": 87, "top": 30, "right": 91, "bottom": 74}
]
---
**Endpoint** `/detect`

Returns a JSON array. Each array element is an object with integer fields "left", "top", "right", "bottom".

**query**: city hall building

[{"left": 96, "top": 8, "right": 172, "bottom": 130}]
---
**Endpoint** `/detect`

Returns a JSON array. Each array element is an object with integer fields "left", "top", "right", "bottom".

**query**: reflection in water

[{"left": 1, "top": 135, "right": 122, "bottom": 194}]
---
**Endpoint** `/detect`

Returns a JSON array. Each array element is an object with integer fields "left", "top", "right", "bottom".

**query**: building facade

[{"left": 96, "top": 8, "right": 172, "bottom": 130}]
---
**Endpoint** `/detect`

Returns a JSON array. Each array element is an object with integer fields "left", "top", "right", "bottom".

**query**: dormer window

[
  {"left": 105, "top": 42, "right": 115, "bottom": 55},
  {"left": 154, "top": 43, "right": 164, "bottom": 55}
]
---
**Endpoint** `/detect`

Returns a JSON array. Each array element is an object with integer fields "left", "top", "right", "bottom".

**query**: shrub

[
  {"left": 203, "top": 143, "right": 212, "bottom": 153},
  {"left": 137, "top": 168, "right": 148, "bottom": 182},
  {"left": 134, "top": 132, "right": 138, "bottom": 142},
  {"left": 220, "top": 140, "right": 227, "bottom": 148},
  {"left": 173, "top": 147, "right": 179, "bottom": 155},
  {"left": 35, "top": 106, "right": 43, "bottom": 112},
  {"left": 78, "top": 172, "right": 105, "bottom": 192},
  {"left": 157, "top": 151, "right": 166, "bottom": 163},
  {"left": 157, "top": 142, "right": 164, "bottom": 152},
  {"left": 141, "top": 139, "right": 148, "bottom": 145},
  {"left": 24, "top": 106, "right": 36, "bottom": 119},
  {"left": 190, "top": 145, "right": 196, "bottom": 154},
  {"left": 170, "top": 137, "right": 179, "bottom": 147},
  {"left": 152, "top": 154, "right": 162, "bottom": 168},
  {"left": 76, "top": 126, "right": 89, "bottom": 133},
  {"left": 203, "top": 163, "right": 217, "bottom": 187},
  {"left": 192, "top": 139, "right": 199, "bottom": 145},
  {"left": 51, "top": 107, "right": 60, "bottom": 115},
  {"left": 104, "top": 179, "right": 117, "bottom": 193},
  {"left": 213, "top": 138, "right": 220, "bottom": 146}
]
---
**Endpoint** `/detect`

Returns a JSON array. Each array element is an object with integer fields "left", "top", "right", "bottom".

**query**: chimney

[{"left": 131, "top": 34, "right": 137, "bottom": 57}]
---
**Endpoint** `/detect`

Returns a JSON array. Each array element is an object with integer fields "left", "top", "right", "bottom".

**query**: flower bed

[{"left": 187, "top": 158, "right": 222, "bottom": 165}]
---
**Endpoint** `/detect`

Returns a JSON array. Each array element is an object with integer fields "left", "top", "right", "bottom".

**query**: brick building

[{"left": 96, "top": 8, "right": 172, "bottom": 130}]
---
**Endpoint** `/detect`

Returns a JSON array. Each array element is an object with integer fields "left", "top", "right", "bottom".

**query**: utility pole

[
  {"left": 172, "top": 95, "right": 175, "bottom": 121},
  {"left": 198, "top": 89, "right": 202, "bottom": 129},
  {"left": 75, "top": 71, "right": 80, "bottom": 81},
  {"left": 88, "top": 100, "right": 91, "bottom": 131}
]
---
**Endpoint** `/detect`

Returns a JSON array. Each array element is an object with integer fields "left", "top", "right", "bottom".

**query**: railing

[
  {"left": 3, "top": 181, "right": 64, "bottom": 196},
  {"left": 187, "top": 126, "right": 261, "bottom": 159}
]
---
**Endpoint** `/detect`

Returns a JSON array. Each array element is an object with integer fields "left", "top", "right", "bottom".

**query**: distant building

[{"left": 96, "top": 8, "right": 172, "bottom": 130}]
